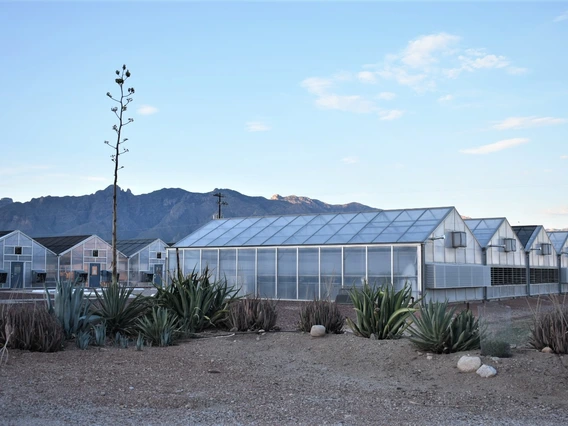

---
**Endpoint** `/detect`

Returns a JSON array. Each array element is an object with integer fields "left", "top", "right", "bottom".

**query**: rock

[
  {"left": 427, "top": 355, "right": 433, "bottom": 360},
  {"left": 476, "top": 364, "right": 497, "bottom": 378},
  {"left": 229, "top": 327, "right": 238, "bottom": 332},
  {"left": 310, "top": 325, "right": 326, "bottom": 337},
  {"left": 369, "top": 333, "right": 377, "bottom": 340},
  {"left": 490, "top": 357, "right": 500, "bottom": 363},
  {"left": 541, "top": 347, "right": 553, "bottom": 354},
  {"left": 457, "top": 356, "right": 482, "bottom": 372}
]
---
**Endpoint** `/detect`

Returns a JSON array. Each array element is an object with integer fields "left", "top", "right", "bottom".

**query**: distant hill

[{"left": 0, "top": 186, "right": 378, "bottom": 243}]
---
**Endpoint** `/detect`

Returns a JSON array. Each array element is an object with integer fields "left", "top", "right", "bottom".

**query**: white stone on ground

[
  {"left": 541, "top": 347, "right": 553, "bottom": 354},
  {"left": 457, "top": 356, "right": 482, "bottom": 372},
  {"left": 476, "top": 364, "right": 497, "bottom": 378},
  {"left": 310, "top": 325, "right": 326, "bottom": 337}
]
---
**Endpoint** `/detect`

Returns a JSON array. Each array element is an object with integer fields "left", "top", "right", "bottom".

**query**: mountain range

[{"left": 0, "top": 186, "right": 377, "bottom": 243}]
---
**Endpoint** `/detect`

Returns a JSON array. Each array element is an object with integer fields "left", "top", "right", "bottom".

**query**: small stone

[
  {"left": 258, "top": 329, "right": 265, "bottom": 334},
  {"left": 427, "top": 355, "right": 433, "bottom": 360},
  {"left": 541, "top": 347, "right": 553, "bottom": 354},
  {"left": 207, "top": 369, "right": 221, "bottom": 374},
  {"left": 129, "top": 386, "right": 134, "bottom": 390},
  {"left": 476, "top": 364, "right": 497, "bottom": 378},
  {"left": 457, "top": 356, "right": 482, "bottom": 373},
  {"left": 490, "top": 357, "right": 500, "bottom": 363},
  {"left": 100, "top": 391, "right": 106, "bottom": 396},
  {"left": 310, "top": 325, "right": 326, "bottom": 337},
  {"left": 229, "top": 327, "right": 238, "bottom": 332},
  {"left": 369, "top": 333, "right": 377, "bottom": 340}
]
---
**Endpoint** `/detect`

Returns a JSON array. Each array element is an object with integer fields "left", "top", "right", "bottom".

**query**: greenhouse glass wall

[
  {"left": 116, "top": 239, "right": 168, "bottom": 286},
  {"left": 34, "top": 235, "right": 127, "bottom": 287},
  {"left": 169, "top": 207, "right": 487, "bottom": 302},
  {"left": 0, "top": 230, "right": 57, "bottom": 288}
]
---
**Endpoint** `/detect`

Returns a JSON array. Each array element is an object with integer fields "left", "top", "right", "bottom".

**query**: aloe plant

[
  {"left": 93, "top": 322, "right": 107, "bottom": 347},
  {"left": 346, "top": 282, "right": 418, "bottom": 339},
  {"left": 408, "top": 300, "right": 482, "bottom": 354},
  {"left": 137, "top": 307, "right": 180, "bottom": 347},
  {"left": 45, "top": 281, "right": 98, "bottom": 339},
  {"left": 75, "top": 330, "right": 91, "bottom": 350}
]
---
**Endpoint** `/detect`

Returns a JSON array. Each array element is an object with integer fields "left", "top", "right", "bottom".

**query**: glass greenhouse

[
  {"left": 116, "top": 239, "right": 168, "bottom": 286},
  {"left": 34, "top": 235, "right": 128, "bottom": 287},
  {"left": 0, "top": 230, "right": 57, "bottom": 288},
  {"left": 169, "top": 207, "right": 487, "bottom": 302}
]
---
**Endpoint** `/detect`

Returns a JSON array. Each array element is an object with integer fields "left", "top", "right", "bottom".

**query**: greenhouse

[
  {"left": 465, "top": 218, "right": 527, "bottom": 299},
  {"left": 548, "top": 231, "right": 568, "bottom": 292},
  {"left": 34, "top": 235, "right": 128, "bottom": 287},
  {"left": 512, "top": 226, "right": 559, "bottom": 295},
  {"left": 0, "top": 230, "right": 57, "bottom": 288},
  {"left": 169, "top": 206, "right": 488, "bottom": 302},
  {"left": 116, "top": 239, "right": 168, "bottom": 286}
]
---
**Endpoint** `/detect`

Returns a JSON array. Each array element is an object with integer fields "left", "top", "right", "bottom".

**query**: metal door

[
  {"left": 89, "top": 263, "right": 101, "bottom": 288},
  {"left": 10, "top": 262, "right": 24, "bottom": 288},
  {"left": 154, "top": 264, "right": 163, "bottom": 286}
]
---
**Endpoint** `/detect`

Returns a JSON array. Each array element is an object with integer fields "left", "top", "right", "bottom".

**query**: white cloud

[
  {"left": 561, "top": 155, "right": 568, "bottom": 160},
  {"left": 507, "top": 67, "right": 529, "bottom": 75},
  {"left": 246, "top": 121, "right": 271, "bottom": 132},
  {"left": 341, "top": 156, "right": 359, "bottom": 164},
  {"left": 545, "top": 207, "right": 568, "bottom": 215},
  {"left": 301, "top": 77, "right": 333, "bottom": 95},
  {"left": 553, "top": 10, "right": 568, "bottom": 22},
  {"left": 357, "top": 71, "right": 377, "bottom": 84},
  {"left": 137, "top": 105, "right": 158, "bottom": 115},
  {"left": 316, "top": 94, "right": 376, "bottom": 114},
  {"left": 459, "top": 54, "right": 509, "bottom": 71},
  {"left": 460, "top": 138, "right": 529, "bottom": 155},
  {"left": 377, "top": 92, "right": 396, "bottom": 100},
  {"left": 493, "top": 116, "right": 567, "bottom": 130},
  {"left": 401, "top": 33, "right": 461, "bottom": 68},
  {"left": 438, "top": 94, "right": 453, "bottom": 102},
  {"left": 378, "top": 109, "right": 404, "bottom": 121}
]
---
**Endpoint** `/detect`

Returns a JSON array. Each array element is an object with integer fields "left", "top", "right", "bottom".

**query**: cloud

[
  {"left": 315, "top": 94, "right": 376, "bottom": 114},
  {"left": 438, "top": 94, "right": 453, "bottom": 102},
  {"left": 246, "top": 121, "right": 271, "bottom": 132},
  {"left": 378, "top": 109, "right": 404, "bottom": 121},
  {"left": 301, "top": 77, "right": 333, "bottom": 95},
  {"left": 554, "top": 10, "right": 568, "bottom": 22},
  {"left": 507, "top": 67, "right": 529, "bottom": 75},
  {"left": 137, "top": 105, "right": 158, "bottom": 115},
  {"left": 400, "top": 33, "right": 461, "bottom": 68},
  {"left": 377, "top": 92, "right": 396, "bottom": 100},
  {"left": 82, "top": 176, "right": 106, "bottom": 182},
  {"left": 341, "top": 156, "right": 359, "bottom": 164},
  {"left": 561, "top": 155, "right": 568, "bottom": 160},
  {"left": 460, "top": 138, "right": 529, "bottom": 154},
  {"left": 493, "top": 116, "right": 567, "bottom": 130},
  {"left": 357, "top": 71, "right": 377, "bottom": 84},
  {"left": 545, "top": 207, "right": 568, "bottom": 215}
]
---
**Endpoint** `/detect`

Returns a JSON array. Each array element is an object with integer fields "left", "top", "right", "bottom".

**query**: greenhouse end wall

[{"left": 167, "top": 244, "right": 421, "bottom": 301}]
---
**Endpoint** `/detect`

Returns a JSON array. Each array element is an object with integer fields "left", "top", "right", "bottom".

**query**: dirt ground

[{"left": 1, "top": 296, "right": 567, "bottom": 425}]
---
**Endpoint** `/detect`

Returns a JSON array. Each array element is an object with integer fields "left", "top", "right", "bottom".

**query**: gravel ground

[{"left": 1, "top": 297, "right": 567, "bottom": 425}]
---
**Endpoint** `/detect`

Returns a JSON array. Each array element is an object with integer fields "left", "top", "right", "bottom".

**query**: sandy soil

[{"left": 1, "top": 297, "right": 567, "bottom": 425}]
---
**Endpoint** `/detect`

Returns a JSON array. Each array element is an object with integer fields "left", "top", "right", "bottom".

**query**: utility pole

[{"left": 213, "top": 192, "right": 228, "bottom": 219}]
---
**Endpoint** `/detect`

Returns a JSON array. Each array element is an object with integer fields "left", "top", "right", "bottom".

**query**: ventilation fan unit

[
  {"left": 540, "top": 243, "right": 552, "bottom": 256},
  {"left": 504, "top": 238, "right": 516, "bottom": 252},
  {"left": 451, "top": 231, "right": 467, "bottom": 248}
]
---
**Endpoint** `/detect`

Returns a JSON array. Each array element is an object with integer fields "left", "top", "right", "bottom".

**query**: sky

[{"left": 1, "top": 0, "right": 567, "bottom": 228}]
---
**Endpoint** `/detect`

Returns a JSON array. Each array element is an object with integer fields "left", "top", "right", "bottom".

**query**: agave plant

[
  {"left": 298, "top": 299, "right": 344, "bottom": 334},
  {"left": 45, "top": 280, "right": 98, "bottom": 339},
  {"left": 137, "top": 307, "right": 180, "bottom": 347},
  {"left": 346, "top": 282, "right": 418, "bottom": 339},
  {"left": 408, "top": 300, "right": 482, "bottom": 354},
  {"left": 91, "top": 283, "right": 150, "bottom": 337},
  {"left": 154, "top": 268, "right": 240, "bottom": 334}
]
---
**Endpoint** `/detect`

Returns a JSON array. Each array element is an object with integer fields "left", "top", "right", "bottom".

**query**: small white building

[{"left": 116, "top": 239, "right": 168, "bottom": 286}]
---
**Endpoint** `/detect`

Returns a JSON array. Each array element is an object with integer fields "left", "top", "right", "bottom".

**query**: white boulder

[
  {"left": 457, "top": 356, "right": 482, "bottom": 372},
  {"left": 476, "top": 364, "right": 497, "bottom": 378},
  {"left": 541, "top": 346, "right": 553, "bottom": 354},
  {"left": 310, "top": 325, "right": 326, "bottom": 337}
]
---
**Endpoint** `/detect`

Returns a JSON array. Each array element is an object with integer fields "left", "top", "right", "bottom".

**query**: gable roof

[
  {"left": 512, "top": 226, "right": 540, "bottom": 251},
  {"left": 115, "top": 239, "right": 166, "bottom": 257},
  {"left": 464, "top": 218, "right": 506, "bottom": 247},
  {"left": 33, "top": 235, "right": 92, "bottom": 255},
  {"left": 175, "top": 207, "right": 454, "bottom": 248},
  {"left": 548, "top": 231, "right": 568, "bottom": 254}
]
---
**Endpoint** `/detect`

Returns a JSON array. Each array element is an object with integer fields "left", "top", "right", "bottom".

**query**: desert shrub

[
  {"left": 154, "top": 268, "right": 240, "bottom": 334},
  {"left": 298, "top": 300, "right": 344, "bottom": 334},
  {"left": 45, "top": 281, "right": 98, "bottom": 339},
  {"left": 409, "top": 301, "right": 482, "bottom": 354},
  {"left": 481, "top": 338, "right": 512, "bottom": 358},
  {"left": 2, "top": 303, "right": 64, "bottom": 352},
  {"left": 92, "top": 283, "right": 150, "bottom": 337},
  {"left": 137, "top": 307, "right": 180, "bottom": 347},
  {"left": 530, "top": 298, "right": 568, "bottom": 354},
  {"left": 75, "top": 329, "right": 91, "bottom": 350},
  {"left": 346, "top": 282, "right": 418, "bottom": 339},
  {"left": 228, "top": 297, "right": 278, "bottom": 331},
  {"left": 92, "top": 322, "right": 107, "bottom": 347}
]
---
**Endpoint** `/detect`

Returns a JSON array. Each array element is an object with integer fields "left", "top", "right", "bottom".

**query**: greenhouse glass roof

[
  {"left": 175, "top": 207, "right": 453, "bottom": 248},
  {"left": 116, "top": 239, "right": 166, "bottom": 257},
  {"left": 464, "top": 218, "right": 505, "bottom": 247},
  {"left": 548, "top": 231, "right": 568, "bottom": 253},
  {"left": 512, "top": 226, "right": 540, "bottom": 251}
]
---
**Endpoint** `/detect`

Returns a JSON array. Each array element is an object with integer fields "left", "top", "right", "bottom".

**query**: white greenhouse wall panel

[
  {"left": 486, "top": 285, "right": 528, "bottom": 299},
  {"left": 528, "top": 229, "right": 557, "bottom": 268},
  {"left": 424, "top": 264, "right": 490, "bottom": 289},
  {"left": 485, "top": 222, "right": 525, "bottom": 266}
]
